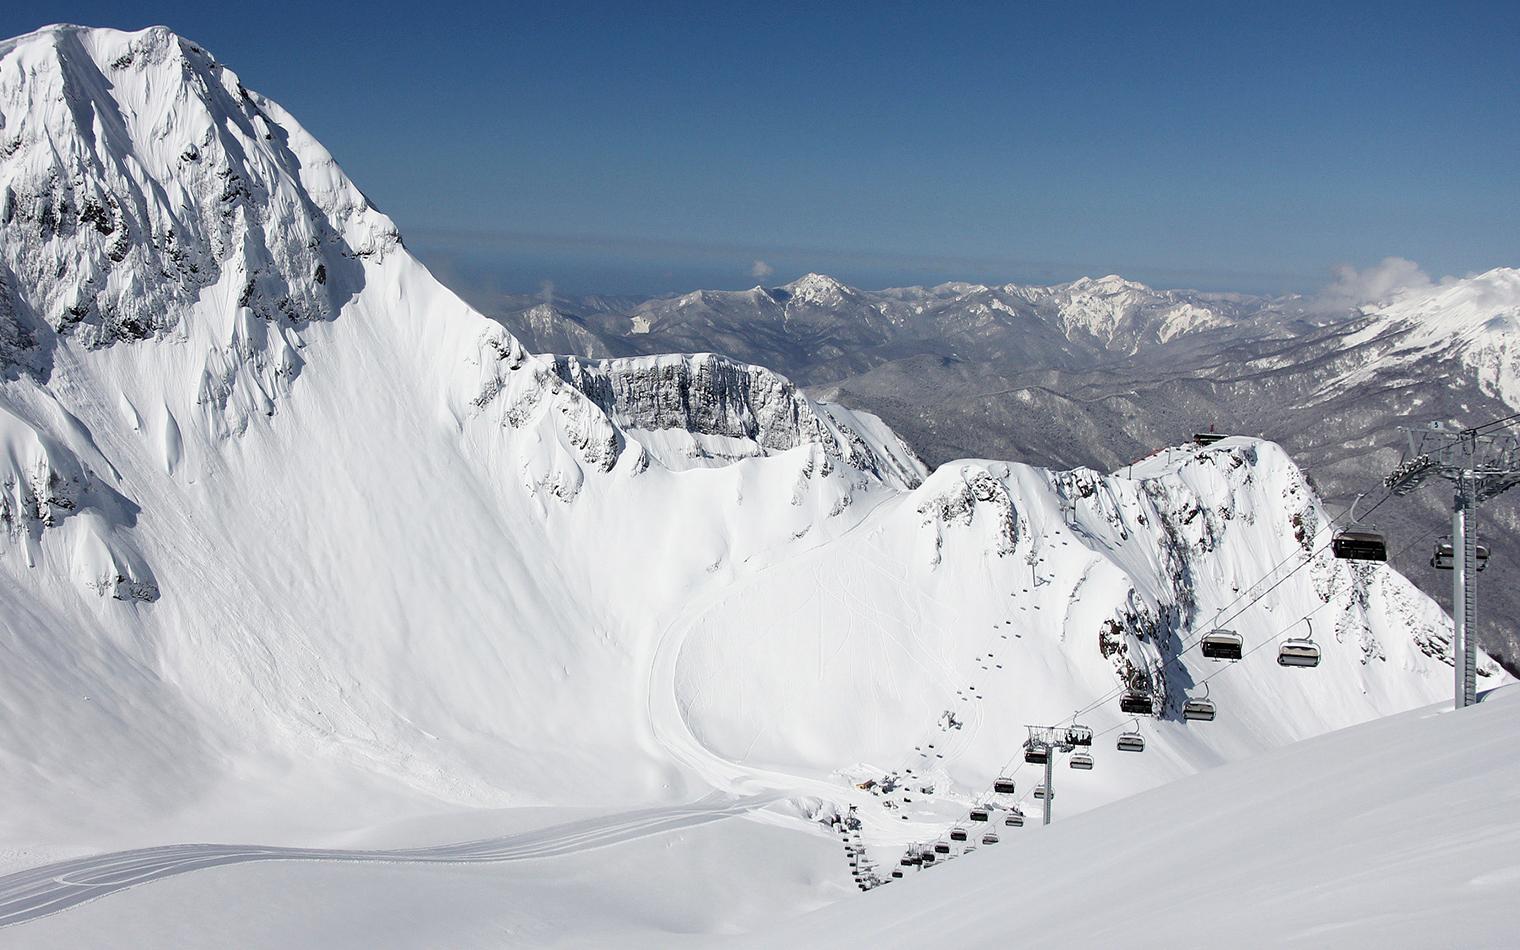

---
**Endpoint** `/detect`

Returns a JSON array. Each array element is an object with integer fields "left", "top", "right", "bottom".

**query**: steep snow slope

[
  {"left": 740, "top": 684, "right": 1520, "bottom": 950},
  {"left": 1339, "top": 267, "right": 1520, "bottom": 408},
  {"left": 0, "top": 27, "right": 1500, "bottom": 934}
]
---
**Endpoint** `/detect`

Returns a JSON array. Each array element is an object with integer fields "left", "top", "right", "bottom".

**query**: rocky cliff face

[{"left": 551, "top": 352, "right": 926, "bottom": 489}]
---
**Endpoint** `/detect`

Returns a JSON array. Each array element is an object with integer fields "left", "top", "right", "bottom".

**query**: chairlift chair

[
  {"left": 1278, "top": 620, "right": 1322, "bottom": 668},
  {"left": 891, "top": 869, "right": 904, "bottom": 879},
  {"left": 982, "top": 833, "right": 1000, "bottom": 845},
  {"left": 1117, "top": 720, "right": 1145, "bottom": 752},
  {"left": 1183, "top": 698, "right": 1216, "bottom": 720},
  {"left": 1183, "top": 683, "right": 1216, "bottom": 721},
  {"left": 1333, "top": 529, "right": 1387, "bottom": 561},
  {"left": 1120, "top": 691, "right": 1154, "bottom": 715},
  {"left": 933, "top": 842, "right": 950, "bottom": 854},
  {"left": 950, "top": 827, "right": 968, "bottom": 842},
  {"left": 1024, "top": 742, "right": 1050, "bottom": 765},
  {"left": 993, "top": 777, "right": 1017, "bottom": 795},
  {"left": 1034, "top": 785, "right": 1053, "bottom": 800},
  {"left": 970, "top": 807, "right": 990, "bottom": 822},
  {"left": 1066, "top": 724, "right": 1094, "bottom": 747},
  {"left": 1005, "top": 813, "right": 1024, "bottom": 827},
  {"left": 1069, "top": 752, "right": 1095, "bottom": 770},
  {"left": 1431, "top": 539, "right": 1489, "bottom": 571},
  {"left": 1201, "top": 628, "right": 1244, "bottom": 661},
  {"left": 1278, "top": 639, "right": 1321, "bottom": 667}
]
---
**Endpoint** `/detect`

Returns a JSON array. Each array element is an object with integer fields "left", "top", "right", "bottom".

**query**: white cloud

[
  {"left": 1317, "top": 257, "right": 1433, "bottom": 310},
  {"left": 750, "top": 259, "right": 775, "bottom": 280}
]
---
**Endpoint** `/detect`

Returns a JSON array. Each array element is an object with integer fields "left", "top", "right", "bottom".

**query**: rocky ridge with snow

[
  {"left": 493, "top": 265, "right": 1520, "bottom": 670},
  {"left": 551, "top": 352, "right": 925, "bottom": 488}
]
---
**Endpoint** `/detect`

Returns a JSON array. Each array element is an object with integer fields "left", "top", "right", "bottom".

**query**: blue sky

[{"left": 6, "top": 1, "right": 1518, "bottom": 298}]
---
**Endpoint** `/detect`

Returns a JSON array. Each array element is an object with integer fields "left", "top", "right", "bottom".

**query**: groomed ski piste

[
  {"left": 10, "top": 687, "right": 1517, "bottom": 948},
  {"left": 0, "top": 25, "right": 1514, "bottom": 948}
]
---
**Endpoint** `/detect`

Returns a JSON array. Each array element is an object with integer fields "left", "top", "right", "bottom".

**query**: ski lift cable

[
  {"left": 1193, "top": 522, "right": 1446, "bottom": 688},
  {"left": 894, "top": 403, "right": 1520, "bottom": 855},
  {"left": 1186, "top": 487, "right": 1391, "bottom": 637},
  {"left": 924, "top": 506, "right": 1444, "bottom": 851},
  {"left": 1059, "top": 487, "right": 1400, "bottom": 728}
]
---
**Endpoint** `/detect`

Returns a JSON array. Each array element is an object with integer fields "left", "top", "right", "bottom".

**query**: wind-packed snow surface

[{"left": 0, "top": 23, "right": 1508, "bottom": 945}]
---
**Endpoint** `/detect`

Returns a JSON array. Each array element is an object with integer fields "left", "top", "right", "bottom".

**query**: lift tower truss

[
  {"left": 1023, "top": 725, "right": 1087, "bottom": 825},
  {"left": 1385, "top": 422, "right": 1520, "bottom": 708}
]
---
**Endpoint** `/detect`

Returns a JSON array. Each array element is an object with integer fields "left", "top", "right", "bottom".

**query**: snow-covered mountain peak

[
  {"left": 782, "top": 272, "right": 854, "bottom": 306},
  {"left": 0, "top": 24, "right": 399, "bottom": 377},
  {"left": 1066, "top": 274, "right": 1150, "bottom": 295},
  {"left": 1360, "top": 267, "right": 1520, "bottom": 405}
]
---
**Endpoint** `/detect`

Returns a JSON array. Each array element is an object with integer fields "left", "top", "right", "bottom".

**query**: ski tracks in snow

[{"left": 0, "top": 795, "right": 766, "bottom": 929}]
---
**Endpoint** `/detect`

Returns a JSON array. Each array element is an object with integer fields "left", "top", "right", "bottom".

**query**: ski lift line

[
  {"left": 1468, "top": 411, "right": 1520, "bottom": 435},
  {"left": 1190, "top": 487, "right": 1393, "bottom": 638},
  {"left": 1064, "top": 486, "right": 1400, "bottom": 726},
  {"left": 882, "top": 410, "right": 1516, "bottom": 854},
  {"left": 1062, "top": 490, "right": 1401, "bottom": 728}
]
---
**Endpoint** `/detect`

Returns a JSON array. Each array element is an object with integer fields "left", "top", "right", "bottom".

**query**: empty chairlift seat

[
  {"left": 1120, "top": 691, "right": 1154, "bottom": 715},
  {"left": 1431, "top": 540, "right": 1489, "bottom": 571},
  {"left": 1201, "top": 628, "right": 1244, "bottom": 661},
  {"left": 1069, "top": 752, "right": 1095, "bottom": 770},
  {"left": 891, "top": 869, "right": 904, "bottom": 879},
  {"left": 1183, "top": 697, "right": 1217, "bottom": 721},
  {"left": 982, "top": 833, "right": 1000, "bottom": 845},
  {"left": 1025, "top": 742, "right": 1050, "bottom": 764},
  {"left": 950, "top": 827, "right": 969, "bottom": 842},
  {"left": 1277, "top": 637, "right": 1321, "bottom": 668},
  {"left": 1117, "top": 731, "right": 1145, "bottom": 753},
  {"left": 1005, "top": 812, "right": 1025, "bottom": 828},
  {"left": 1034, "top": 785, "right": 1053, "bottom": 800},
  {"left": 933, "top": 841, "right": 950, "bottom": 854},
  {"left": 993, "top": 777, "right": 1017, "bottom": 795},
  {"left": 1332, "top": 530, "right": 1387, "bottom": 561},
  {"left": 969, "top": 807, "right": 991, "bottom": 822}
]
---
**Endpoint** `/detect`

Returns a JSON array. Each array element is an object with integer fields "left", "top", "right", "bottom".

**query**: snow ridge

[{"left": 552, "top": 352, "right": 925, "bottom": 488}]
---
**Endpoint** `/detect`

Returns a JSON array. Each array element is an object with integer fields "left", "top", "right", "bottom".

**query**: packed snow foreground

[{"left": 0, "top": 25, "right": 1510, "bottom": 947}]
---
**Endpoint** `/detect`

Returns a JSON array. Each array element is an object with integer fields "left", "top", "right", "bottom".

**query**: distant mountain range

[{"left": 488, "top": 269, "right": 1520, "bottom": 672}]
